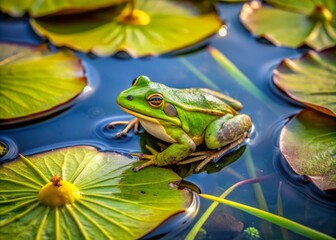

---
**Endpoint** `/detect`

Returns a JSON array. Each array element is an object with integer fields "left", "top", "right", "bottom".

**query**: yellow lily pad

[
  {"left": 0, "top": 43, "right": 87, "bottom": 125},
  {"left": 0, "top": 0, "right": 127, "bottom": 17},
  {"left": 0, "top": 146, "right": 193, "bottom": 239},
  {"left": 30, "top": 0, "right": 222, "bottom": 57}
]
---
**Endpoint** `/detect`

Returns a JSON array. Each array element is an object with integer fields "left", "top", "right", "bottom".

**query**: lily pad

[
  {"left": 280, "top": 109, "right": 336, "bottom": 191},
  {"left": 273, "top": 47, "right": 336, "bottom": 117},
  {"left": 0, "top": 0, "right": 127, "bottom": 17},
  {"left": 30, "top": 0, "right": 222, "bottom": 57},
  {"left": 0, "top": 43, "right": 87, "bottom": 124},
  {"left": 240, "top": 0, "right": 336, "bottom": 50},
  {"left": 0, "top": 146, "right": 192, "bottom": 239}
]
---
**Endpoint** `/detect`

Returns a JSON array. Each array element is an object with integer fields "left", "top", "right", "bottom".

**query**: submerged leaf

[
  {"left": 30, "top": 0, "right": 222, "bottom": 57},
  {"left": 0, "top": 146, "right": 192, "bottom": 239},
  {"left": 0, "top": 43, "right": 87, "bottom": 124},
  {"left": 0, "top": 0, "right": 127, "bottom": 17},
  {"left": 240, "top": 0, "right": 336, "bottom": 50},
  {"left": 280, "top": 109, "right": 336, "bottom": 191},
  {"left": 274, "top": 47, "right": 336, "bottom": 117}
]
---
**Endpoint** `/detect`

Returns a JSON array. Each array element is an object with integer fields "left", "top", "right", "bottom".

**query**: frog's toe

[
  {"left": 196, "top": 132, "right": 248, "bottom": 172},
  {"left": 145, "top": 145, "right": 159, "bottom": 155},
  {"left": 133, "top": 159, "right": 155, "bottom": 172},
  {"left": 130, "top": 152, "right": 154, "bottom": 160},
  {"left": 115, "top": 131, "right": 128, "bottom": 138}
]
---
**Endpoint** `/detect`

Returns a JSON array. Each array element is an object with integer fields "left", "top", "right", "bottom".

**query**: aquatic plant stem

[
  {"left": 179, "top": 58, "right": 220, "bottom": 90},
  {"left": 128, "top": 0, "right": 135, "bottom": 15},
  {"left": 277, "top": 181, "right": 289, "bottom": 240},
  {"left": 245, "top": 149, "right": 271, "bottom": 234},
  {"left": 128, "top": 0, "right": 135, "bottom": 18},
  {"left": 245, "top": 149, "right": 268, "bottom": 211},
  {"left": 199, "top": 194, "right": 334, "bottom": 240},
  {"left": 185, "top": 176, "right": 269, "bottom": 240}
]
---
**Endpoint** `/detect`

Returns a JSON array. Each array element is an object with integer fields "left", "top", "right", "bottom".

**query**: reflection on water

[
  {"left": 0, "top": 2, "right": 335, "bottom": 240},
  {"left": 0, "top": 136, "right": 18, "bottom": 162}
]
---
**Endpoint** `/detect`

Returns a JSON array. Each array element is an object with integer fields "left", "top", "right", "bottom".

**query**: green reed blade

[
  {"left": 179, "top": 57, "right": 220, "bottom": 90},
  {"left": 185, "top": 176, "right": 269, "bottom": 240},
  {"left": 208, "top": 47, "right": 273, "bottom": 104},
  {"left": 199, "top": 194, "right": 335, "bottom": 240}
]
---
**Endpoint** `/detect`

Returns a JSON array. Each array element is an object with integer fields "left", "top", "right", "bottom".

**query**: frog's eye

[
  {"left": 147, "top": 94, "right": 163, "bottom": 108},
  {"left": 132, "top": 77, "right": 138, "bottom": 86}
]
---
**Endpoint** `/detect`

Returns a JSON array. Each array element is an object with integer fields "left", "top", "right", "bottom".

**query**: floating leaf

[
  {"left": 0, "top": 146, "right": 192, "bottom": 239},
  {"left": 240, "top": 0, "right": 336, "bottom": 50},
  {"left": 0, "top": 43, "right": 87, "bottom": 124},
  {"left": 273, "top": 47, "right": 336, "bottom": 117},
  {"left": 0, "top": 0, "right": 127, "bottom": 17},
  {"left": 280, "top": 109, "right": 336, "bottom": 191},
  {"left": 30, "top": 0, "right": 222, "bottom": 57}
]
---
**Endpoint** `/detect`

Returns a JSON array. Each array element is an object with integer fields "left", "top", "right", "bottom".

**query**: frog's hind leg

[
  {"left": 196, "top": 132, "right": 247, "bottom": 172},
  {"left": 194, "top": 114, "right": 252, "bottom": 172},
  {"left": 205, "top": 114, "right": 252, "bottom": 149}
]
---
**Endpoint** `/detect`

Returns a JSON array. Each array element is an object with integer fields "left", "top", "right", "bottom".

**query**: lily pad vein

[
  {"left": 81, "top": 198, "right": 143, "bottom": 221},
  {"left": 0, "top": 201, "right": 40, "bottom": 227},
  {"left": 36, "top": 207, "right": 50, "bottom": 240},
  {"left": 76, "top": 200, "right": 135, "bottom": 239}
]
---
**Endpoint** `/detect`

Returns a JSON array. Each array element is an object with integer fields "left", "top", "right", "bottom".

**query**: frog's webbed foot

[
  {"left": 195, "top": 132, "right": 248, "bottom": 172},
  {"left": 177, "top": 150, "right": 216, "bottom": 165},
  {"left": 178, "top": 132, "right": 248, "bottom": 172},
  {"left": 107, "top": 118, "right": 140, "bottom": 138},
  {"left": 131, "top": 145, "right": 158, "bottom": 172}
]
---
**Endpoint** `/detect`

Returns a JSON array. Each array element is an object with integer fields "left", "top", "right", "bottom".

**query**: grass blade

[
  {"left": 179, "top": 57, "right": 220, "bottom": 90},
  {"left": 185, "top": 176, "right": 269, "bottom": 240},
  {"left": 199, "top": 194, "right": 334, "bottom": 240},
  {"left": 245, "top": 149, "right": 268, "bottom": 211},
  {"left": 208, "top": 47, "right": 273, "bottom": 104},
  {"left": 277, "top": 181, "right": 289, "bottom": 240}
]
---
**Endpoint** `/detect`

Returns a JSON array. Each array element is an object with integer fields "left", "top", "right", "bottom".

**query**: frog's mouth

[
  {"left": 119, "top": 106, "right": 161, "bottom": 124},
  {"left": 118, "top": 105, "right": 181, "bottom": 126}
]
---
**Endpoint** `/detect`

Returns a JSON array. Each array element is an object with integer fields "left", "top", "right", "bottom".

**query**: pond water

[{"left": 1, "top": 3, "right": 335, "bottom": 240}]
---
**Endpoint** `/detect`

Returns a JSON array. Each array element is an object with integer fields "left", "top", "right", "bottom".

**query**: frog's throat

[{"left": 119, "top": 105, "right": 180, "bottom": 125}]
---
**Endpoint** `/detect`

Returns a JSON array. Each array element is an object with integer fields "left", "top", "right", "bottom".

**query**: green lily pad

[
  {"left": 30, "top": 0, "right": 222, "bottom": 57},
  {"left": 0, "top": 0, "right": 127, "bottom": 17},
  {"left": 0, "top": 43, "right": 87, "bottom": 124},
  {"left": 240, "top": 0, "right": 336, "bottom": 50},
  {"left": 273, "top": 47, "right": 336, "bottom": 117},
  {"left": 0, "top": 146, "right": 192, "bottom": 239},
  {"left": 280, "top": 109, "right": 336, "bottom": 191}
]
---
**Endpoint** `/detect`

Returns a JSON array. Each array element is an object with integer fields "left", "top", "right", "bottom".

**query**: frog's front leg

[
  {"left": 107, "top": 118, "right": 140, "bottom": 138},
  {"left": 133, "top": 129, "right": 196, "bottom": 172},
  {"left": 205, "top": 114, "right": 252, "bottom": 149}
]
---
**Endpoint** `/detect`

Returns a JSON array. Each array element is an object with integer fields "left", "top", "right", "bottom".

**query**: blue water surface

[{"left": 1, "top": 3, "right": 335, "bottom": 240}]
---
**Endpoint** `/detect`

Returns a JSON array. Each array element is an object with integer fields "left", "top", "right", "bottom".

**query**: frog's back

[{"left": 165, "top": 88, "right": 237, "bottom": 116}]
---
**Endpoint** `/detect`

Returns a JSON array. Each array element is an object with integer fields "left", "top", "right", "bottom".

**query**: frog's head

[{"left": 116, "top": 76, "right": 181, "bottom": 126}]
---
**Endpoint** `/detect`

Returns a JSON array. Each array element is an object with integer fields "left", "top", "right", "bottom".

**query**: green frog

[{"left": 111, "top": 76, "right": 252, "bottom": 172}]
